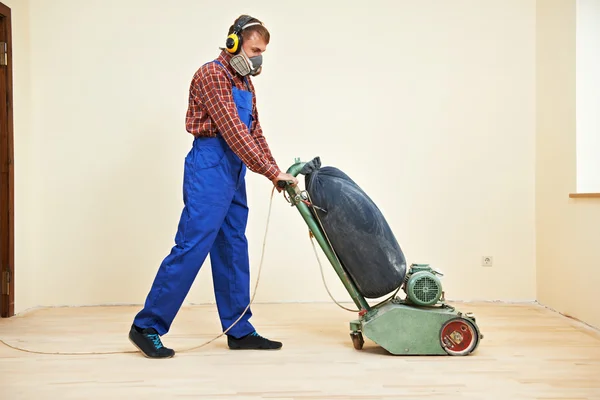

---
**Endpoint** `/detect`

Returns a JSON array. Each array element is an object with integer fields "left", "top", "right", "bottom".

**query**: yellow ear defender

[
  {"left": 225, "top": 34, "right": 241, "bottom": 54},
  {"left": 225, "top": 15, "right": 261, "bottom": 55}
]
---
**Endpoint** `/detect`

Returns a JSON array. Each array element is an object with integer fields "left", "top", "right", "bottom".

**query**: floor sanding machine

[{"left": 277, "top": 157, "right": 483, "bottom": 356}]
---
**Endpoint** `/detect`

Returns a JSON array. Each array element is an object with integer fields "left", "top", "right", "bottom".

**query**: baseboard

[{"left": 535, "top": 301, "right": 600, "bottom": 333}]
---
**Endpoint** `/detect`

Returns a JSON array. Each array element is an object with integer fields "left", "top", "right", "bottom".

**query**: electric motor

[{"left": 403, "top": 264, "right": 444, "bottom": 306}]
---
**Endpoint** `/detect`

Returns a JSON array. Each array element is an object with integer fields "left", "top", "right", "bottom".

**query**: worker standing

[{"left": 128, "top": 14, "right": 298, "bottom": 358}]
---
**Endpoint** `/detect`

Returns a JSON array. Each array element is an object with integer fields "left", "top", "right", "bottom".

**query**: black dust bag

[{"left": 301, "top": 157, "right": 407, "bottom": 299}]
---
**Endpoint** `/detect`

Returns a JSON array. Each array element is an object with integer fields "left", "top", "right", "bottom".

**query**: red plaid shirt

[{"left": 185, "top": 50, "right": 281, "bottom": 181}]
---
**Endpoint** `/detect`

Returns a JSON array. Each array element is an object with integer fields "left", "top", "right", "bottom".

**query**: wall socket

[{"left": 482, "top": 256, "right": 493, "bottom": 267}]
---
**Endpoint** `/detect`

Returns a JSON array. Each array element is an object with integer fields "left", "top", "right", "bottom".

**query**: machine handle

[{"left": 277, "top": 180, "right": 289, "bottom": 188}]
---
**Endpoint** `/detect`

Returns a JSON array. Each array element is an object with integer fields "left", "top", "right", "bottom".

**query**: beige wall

[
  {"left": 11, "top": 0, "right": 539, "bottom": 314},
  {"left": 536, "top": 0, "right": 600, "bottom": 330}
]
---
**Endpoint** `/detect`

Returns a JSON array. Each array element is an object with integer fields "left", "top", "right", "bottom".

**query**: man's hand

[{"left": 272, "top": 172, "right": 299, "bottom": 192}]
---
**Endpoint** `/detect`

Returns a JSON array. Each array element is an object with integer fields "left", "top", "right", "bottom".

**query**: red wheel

[{"left": 440, "top": 318, "right": 479, "bottom": 356}]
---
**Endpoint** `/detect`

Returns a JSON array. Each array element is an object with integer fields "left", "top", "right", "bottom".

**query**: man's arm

[
  {"left": 252, "top": 112, "right": 278, "bottom": 167},
  {"left": 196, "top": 66, "right": 280, "bottom": 181},
  {"left": 248, "top": 78, "right": 278, "bottom": 167}
]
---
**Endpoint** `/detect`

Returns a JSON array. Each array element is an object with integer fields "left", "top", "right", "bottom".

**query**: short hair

[{"left": 228, "top": 15, "right": 270, "bottom": 44}]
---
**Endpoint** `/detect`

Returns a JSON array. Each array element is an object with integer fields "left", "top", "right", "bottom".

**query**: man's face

[{"left": 242, "top": 31, "right": 267, "bottom": 58}]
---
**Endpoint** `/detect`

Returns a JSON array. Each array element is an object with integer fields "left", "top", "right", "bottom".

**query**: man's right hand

[{"left": 273, "top": 172, "right": 299, "bottom": 192}]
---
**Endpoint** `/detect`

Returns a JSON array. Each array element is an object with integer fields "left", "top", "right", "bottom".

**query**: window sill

[{"left": 569, "top": 193, "right": 600, "bottom": 198}]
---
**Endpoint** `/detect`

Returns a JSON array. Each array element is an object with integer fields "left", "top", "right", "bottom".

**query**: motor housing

[{"left": 403, "top": 264, "right": 444, "bottom": 306}]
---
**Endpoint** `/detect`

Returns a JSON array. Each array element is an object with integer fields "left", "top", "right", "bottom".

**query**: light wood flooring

[{"left": 1, "top": 302, "right": 599, "bottom": 399}]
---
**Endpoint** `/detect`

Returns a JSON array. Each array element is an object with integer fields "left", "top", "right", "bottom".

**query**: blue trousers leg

[
  {"left": 209, "top": 174, "right": 255, "bottom": 339},
  {"left": 133, "top": 138, "right": 241, "bottom": 336}
]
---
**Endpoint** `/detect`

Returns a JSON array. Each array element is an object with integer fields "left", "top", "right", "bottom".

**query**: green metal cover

[{"left": 358, "top": 302, "right": 480, "bottom": 355}]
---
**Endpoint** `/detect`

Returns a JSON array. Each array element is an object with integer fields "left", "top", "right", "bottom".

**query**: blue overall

[{"left": 133, "top": 61, "right": 255, "bottom": 339}]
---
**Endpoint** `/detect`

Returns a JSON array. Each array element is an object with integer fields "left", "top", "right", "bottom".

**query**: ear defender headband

[{"left": 225, "top": 15, "right": 262, "bottom": 55}]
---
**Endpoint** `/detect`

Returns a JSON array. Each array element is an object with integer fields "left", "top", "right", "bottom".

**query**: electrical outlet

[{"left": 482, "top": 256, "right": 493, "bottom": 267}]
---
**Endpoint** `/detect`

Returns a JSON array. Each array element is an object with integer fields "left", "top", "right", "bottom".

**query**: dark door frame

[{"left": 0, "top": 1, "right": 14, "bottom": 318}]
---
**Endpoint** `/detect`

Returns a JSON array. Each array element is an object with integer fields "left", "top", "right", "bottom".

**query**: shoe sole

[
  {"left": 228, "top": 346, "right": 283, "bottom": 351},
  {"left": 128, "top": 337, "right": 175, "bottom": 359}
]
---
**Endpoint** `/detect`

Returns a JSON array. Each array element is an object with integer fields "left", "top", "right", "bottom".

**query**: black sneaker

[
  {"left": 128, "top": 324, "right": 175, "bottom": 358},
  {"left": 227, "top": 331, "right": 283, "bottom": 350}
]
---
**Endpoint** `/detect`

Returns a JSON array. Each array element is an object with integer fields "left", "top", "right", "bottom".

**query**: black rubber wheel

[{"left": 350, "top": 332, "right": 364, "bottom": 350}]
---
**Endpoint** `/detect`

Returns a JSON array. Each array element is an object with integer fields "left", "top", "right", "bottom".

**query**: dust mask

[{"left": 230, "top": 48, "right": 263, "bottom": 77}]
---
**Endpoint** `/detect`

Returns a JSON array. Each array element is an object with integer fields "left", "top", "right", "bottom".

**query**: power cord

[{"left": 0, "top": 184, "right": 362, "bottom": 356}]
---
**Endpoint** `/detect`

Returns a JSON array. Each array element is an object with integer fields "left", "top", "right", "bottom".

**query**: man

[{"left": 128, "top": 15, "right": 298, "bottom": 358}]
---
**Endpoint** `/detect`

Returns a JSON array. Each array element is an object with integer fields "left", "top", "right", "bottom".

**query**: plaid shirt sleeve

[
  {"left": 249, "top": 85, "right": 278, "bottom": 167},
  {"left": 194, "top": 64, "right": 281, "bottom": 181}
]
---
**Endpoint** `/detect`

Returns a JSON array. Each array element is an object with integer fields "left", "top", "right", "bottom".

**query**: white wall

[
  {"left": 15, "top": 0, "right": 537, "bottom": 313},
  {"left": 537, "top": 0, "right": 600, "bottom": 330},
  {"left": 575, "top": 0, "right": 600, "bottom": 193}
]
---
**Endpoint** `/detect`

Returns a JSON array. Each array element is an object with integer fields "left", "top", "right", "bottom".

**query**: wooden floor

[{"left": 0, "top": 302, "right": 599, "bottom": 399}]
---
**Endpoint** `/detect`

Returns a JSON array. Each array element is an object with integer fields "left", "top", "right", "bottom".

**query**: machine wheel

[
  {"left": 439, "top": 317, "right": 479, "bottom": 356},
  {"left": 350, "top": 332, "right": 364, "bottom": 350}
]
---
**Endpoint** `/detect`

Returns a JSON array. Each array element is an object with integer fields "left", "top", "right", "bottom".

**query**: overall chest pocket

[{"left": 232, "top": 87, "right": 254, "bottom": 128}]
